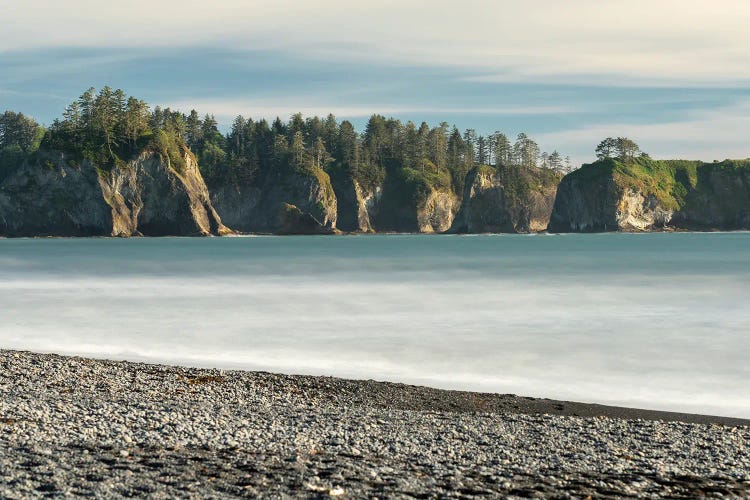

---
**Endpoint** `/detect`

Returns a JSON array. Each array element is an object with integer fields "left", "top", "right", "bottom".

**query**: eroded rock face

[
  {"left": 99, "top": 151, "right": 230, "bottom": 236},
  {"left": 549, "top": 174, "right": 628, "bottom": 232},
  {"left": 0, "top": 150, "right": 230, "bottom": 237},
  {"left": 616, "top": 189, "right": 673, "bottom": 231},
  {"left": 417, "top": 189, "right": 459, "bottom": 233},
  {"left": 0, "top": 158, "right": 111, "bottom": 237},
  {"left": 452, "top": 167, "right": 561, "bottom": 233},
  {"left": 211, "top": 168, "right": 337, "bottom": 234},
  {"left": 671, "top": 167, "right": 750, "bottom": 230},
  {"left": 373, "top": 176, "right": 458, "bottom": 233},
  {"left": 549, "top": 175, "right": 673, "bottom": 232},
  {"left": 550, "top": 182, "right": 681, "bottom": 233},
  {"left": 331, "top": 176, "right": 378, "bottom": 233},
  {"left": 549, "top": 160, "right": 750, "bottom": 232}
]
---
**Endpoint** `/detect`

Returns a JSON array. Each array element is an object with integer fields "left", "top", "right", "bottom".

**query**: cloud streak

[
  {"left": 537, "top": 100, "right": 750, "bottom": 164},
  {"left": 3, "top": 0, "right": 750, "bottom": 86},
  {"left": 163, "top": 98, "right": 578, "bottom": 122}
]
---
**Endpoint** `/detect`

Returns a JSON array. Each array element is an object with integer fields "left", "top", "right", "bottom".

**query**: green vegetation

[
  {"left": 0, "top": 111, "right": 45, "bottom": 181},
  {"left": 595, "top": 137, "right": 645, "bottom": 162},
  {"left": 152, "top": 129, "right": 189, "bottom": 174},
  {"left": 2, "top": 87, "right": 571, "bottom": 200},
  {"left": 43, "top": 87, "right": 191, "bottom": 173},
  {"left": 488, "top": 164, "right": 562, "bottom": 206},
  {"left": 569, "top": 155, "right": 750, "bottom": 212},
  {"left": 394, "top": 162, "right": 453, "bottom": 206},
  {"left": 611, "top": 158, "right": 698, "bottom": 210}
]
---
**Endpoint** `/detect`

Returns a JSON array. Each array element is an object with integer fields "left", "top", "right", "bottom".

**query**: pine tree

[
  {"left": 185, "top": 110, "right": 203, "bottom": 150},
  {"left": 463, "top": 129, "right": 476, "bottom": 169},
  {"left": 493, "top": 132, "right": 511, "bottom": 167}
]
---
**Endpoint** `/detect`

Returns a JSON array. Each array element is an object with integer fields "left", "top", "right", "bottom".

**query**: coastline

[
  {"left": 1, "top": 350, "right": 748, "bottom": 497},
  {"left": 2, "top": 228, "right": 750, "bottom": 239}
]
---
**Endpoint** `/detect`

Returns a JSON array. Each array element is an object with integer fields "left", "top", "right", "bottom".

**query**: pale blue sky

[{"left": 2, "top": 1, "right": 749, "bottom": 165}]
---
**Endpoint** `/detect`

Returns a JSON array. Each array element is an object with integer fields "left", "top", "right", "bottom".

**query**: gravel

[{"left": 1, "top": 349, "right": 748, "bottom": 498}]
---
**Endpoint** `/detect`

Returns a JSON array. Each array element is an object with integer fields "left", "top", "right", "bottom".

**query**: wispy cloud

[
  {"left": 461, "top": 74, "right": 750, "bottom": 90},
  {"left": 537, "top": 100, "right": 750, "bottom": 164},
  {"left": 3, "top": 0, "right": 750, "bottom": 86},
  {"left": 163, "top": 98, "right": 578, "bottom": 121},
  {"left": 3, "top": 1, "right": 749, "bottom": 164}
]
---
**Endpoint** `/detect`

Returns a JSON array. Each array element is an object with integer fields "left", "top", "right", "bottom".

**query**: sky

[{"left": 2, "top": 0, "right": 750, "bottom": 165}]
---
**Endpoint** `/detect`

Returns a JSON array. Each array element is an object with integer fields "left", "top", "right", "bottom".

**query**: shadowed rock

[
  {"left": 549, "top": 158, "right": 750, "bottom": 232},
  {"left": 451, "top": 165, "right": 562, "bottom": 233},
  {"left": 0, "top": 147, "right": 229, "bottom": 237}
]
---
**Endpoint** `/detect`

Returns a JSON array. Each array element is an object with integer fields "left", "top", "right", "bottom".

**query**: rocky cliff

[
  {"left": 330, "top": 174, "right": 378, "bottom": 233},
  {"left": 0, "top": 148, "right": 230, "bottom": 237},
  {"left": 371, "top": 166, "right": 459, "bottom": 233},
  {"left": 7, "top": 147, "right": 746, "bottom": 237},
  {"left": 211, "top": 167, "right": 338, "bottom": 234},
  {"left": 671, "top": 161, "right": 750, "bottom": 229},
  {"left": 549, "top": 158, "right": 750, "bottom": 232},
  {"left": 451, "top": 165, "right": 562, "bottom": 233}
]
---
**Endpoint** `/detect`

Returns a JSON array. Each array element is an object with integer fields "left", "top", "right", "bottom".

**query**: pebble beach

[{"left": 1, "top": 349, "right": 748, "bottom": 498}]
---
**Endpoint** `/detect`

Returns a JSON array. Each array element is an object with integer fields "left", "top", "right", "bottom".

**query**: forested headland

[
  {"left": 1, "top": 87, "right": 748, "bottom": 236},
  {"left": 0, "top": 87, "right": 572, "bottom": 190}
]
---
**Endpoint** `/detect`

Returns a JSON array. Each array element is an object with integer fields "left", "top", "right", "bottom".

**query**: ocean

[{"left": 1, "top": 233, "right": 748, "bottom": 417}]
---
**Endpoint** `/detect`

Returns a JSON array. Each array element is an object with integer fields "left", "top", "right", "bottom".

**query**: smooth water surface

[{"left": 1, "top": 233, "right": 748, "bottom": 417}]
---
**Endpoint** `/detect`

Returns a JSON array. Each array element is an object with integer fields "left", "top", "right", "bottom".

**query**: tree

[
  {"left": 163, "top": 109, "right": 186, "bottom": 139},
  {"left": 185, "top": 110, "right": 203, "bottom": 149},
  {"left": 322, "top": 114, "right": 338, "bottom": 157},
  {"left": 201, "top": 114, "right": 219, "bottom": 140},
  {"left": 540, "top": 151, "right": 549, "bottom": 169},
  {"left": 363, "top": 114, "right": 388, "bottom": 167},
  {"left": 91, "top": 86, "right": 122, "bottom": 153},
  {"left": 11, "top": 88, "right": 579, "bottom": 208},
  {"left": 513, "top": 133, "right": 539, "bottom": 168},
  {"left": 615, "top": 137, "right": 641, "bottom": 161},
  {"left": 78, "top": 87, "right": 96, "bottom": 131},
  {"left": 595, "top": 137, "right": 642, "bottom": 162},
  {"left": 124, "top": 97, "right": 150, "bottom": 146},
  {"left": 493, "top": 132, "right": 512, "bottom": 167},
  {"left": 446, "top": 127, "right": 463, "bottom": 166},
  {"left": 427, "top": 122, "right": 448, "bottom": 169},
  {"left": 312, "top": 137, "right": 332, "bottom": 169},
  {"left": 291, "top": 131, "right": 309, "bottom": 171},
  {"left": 548, "top": 150, "right": 563, "bottom": 171},
  {"left": 229, "top": 115, "right": 247, "bottom": 155},
  {"left": 0, "top": 111, "right": 44, "bottom": 153},
  {"left": 416, "top": 122, "right": 430, "bottom": 165},
  {"left": 476, "top": 135, "right": 487, "bottom": 165},
  {"left": 595, "top": 137, "right": 618, "bottom": 160},
  {"left": 463, "top": 129, "right": 476, "bottom": 169},
  {"left": 288, "top": 113, "right": 305, "bottom": 142}
]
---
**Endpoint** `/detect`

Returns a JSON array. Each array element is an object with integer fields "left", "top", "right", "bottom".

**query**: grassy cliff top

[{"left": 568, "top": 157, "right": 750, "bottom": 210}]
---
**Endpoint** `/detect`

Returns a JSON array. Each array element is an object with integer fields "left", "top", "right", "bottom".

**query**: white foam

[{"left": 1, "top": 234, "right": 749, "bottom": 418}]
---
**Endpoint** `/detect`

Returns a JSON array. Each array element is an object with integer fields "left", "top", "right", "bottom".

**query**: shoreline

[
  {"left": 1, "top": 349, "right": 749, "bottom": 497},
  {"left": 3, "top": 229, "right": 750, "bottom": 239},
  {"left": 6, "top": 349, "right": 749, "bottom": 427}
]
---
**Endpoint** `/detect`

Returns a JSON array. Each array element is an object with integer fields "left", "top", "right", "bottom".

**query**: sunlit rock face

[
  {"left": 0, "top": 148, "right": 229, "bottom": 237},
  {"left": 549, "top": 158, "right": 750, "bottom": 232},
  {"left": 330, "top": 176, "right": 377, "bottom": 233}
]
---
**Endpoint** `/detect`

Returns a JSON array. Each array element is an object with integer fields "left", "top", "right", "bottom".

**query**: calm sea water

[{"left": 1, "top": 233, "right": 748, "bottom": 417}]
